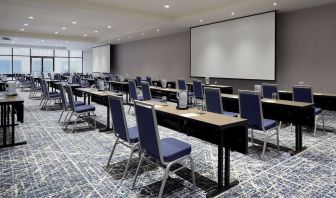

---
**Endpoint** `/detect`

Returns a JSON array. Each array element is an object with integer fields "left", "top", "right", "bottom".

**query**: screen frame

[{"left": 189, "top": 10, "right": 277, "bottom": 81}]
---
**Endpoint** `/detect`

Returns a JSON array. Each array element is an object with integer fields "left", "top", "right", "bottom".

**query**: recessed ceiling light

[
  {"left": 65, "top": 41, "right": 69, "bottom": 44},
  {"left": 37, "top": 41, "right": 40, "bottom": 44},
  {"left": 24, "top": 23, "right": 28, "bottom": 26},
  {"left": 72, "top": 21, "right": 77, "bottom": 24},
  {"left": 83, "top": 34, "right": 87, "bottom": 37},
  {"left": 156, "top": 29, "right": 160, "bottom": 32},
  {"left": 273, "top": 2, "right": 277, "bottom": 6},
  {"left": 41, "top": 40, "right": 44, "bottom": 42},
  {"left": 62, "top": 27, "right": 66, "bottom": 30},
  {"left": 14, "top": 37, "right": 17, "bottom": 40},
  {"left": 231, "top": 12, "right": 235, "bottom": 15},
  {"left": 108, "top": 40, "right": 111, "bottom": 43},
  {"left": 118, "top": 38, "right": 121, "bottom": 41},
  {"left": 20, "top": 28, "right": 24, "bottom": 31},
  {"left": 164, "top": 5, "right": 170, "bottom": 9},
  {"left": 54, "top": 31, "right": 58, "bottom": 34},
  {"left": 94, "top": 30, "right": 98, "bottom": 33},
  {"left": 200, "top": 19, "right": 203, "bottom": 23},
  {"left": 141, "top": 33, "right": 145, "bottom": 36},
  {"left": 28, "top": 16, "right": 34, "bottom": 19},
  {"left": 107, "top": 25, "right": 112, "bottom": 29},
  {"left": 129, "top": 35, "right": 132, "bottom": 38}
]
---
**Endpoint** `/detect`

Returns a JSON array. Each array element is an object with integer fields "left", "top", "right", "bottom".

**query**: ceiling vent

[{"left": 2, "top": 37, "right": 12, "bottom": 41}]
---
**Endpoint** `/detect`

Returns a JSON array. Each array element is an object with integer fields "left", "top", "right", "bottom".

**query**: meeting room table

[
  {"left": 106, "top": 81, "right": 130, "bottom": 103},
  {"left": 75, "top": 88, "right": 123, "bottom": 132},
  {"left": 141, "top": 100, "right": 248, "bottom": 197},
  {"left": 186, "top": 82, "right": 233, "bottom": 94}
]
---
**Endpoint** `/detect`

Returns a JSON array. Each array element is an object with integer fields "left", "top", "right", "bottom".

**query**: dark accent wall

[{"left": 113, "top": 3, "right": 336, "bottom": 93}]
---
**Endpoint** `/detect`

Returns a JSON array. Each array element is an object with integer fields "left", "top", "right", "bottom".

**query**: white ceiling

[{"left": 0, "top": 0, "right": 336, "bottom": 50}]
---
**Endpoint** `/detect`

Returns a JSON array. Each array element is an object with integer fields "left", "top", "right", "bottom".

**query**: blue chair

[
  {"left": 64, "top": 85, "right": 96, "bottom": 132},
  {"left": 29, "top": 76, "right": 41, "bottom": 98},
  {"left": 40, "top": 79, "right": 62, "bottom": 110},
  {"left": 107, "top": 96, "right": 140, "bottom": 178},
  {"left": 141, "top": 82, "right": 152, "bottom": 100},
  {"left": 128, "top": 80, "right": 143, "bottom": 113},
  {"left": 193, "top": 80, "right": 204, "bottom": 109},
  {"left": 136, "top": 76, "right": 142, "bottom": 88},
  {"left": 292, "top": 85, "right": 324, "bottom": 135},
  {"left": 262, "top": 83, "right": 279, "bottom": 99},
  {"left": 132, "top": 101, "right": 195, "bottom": 198},
  {"left": 146, "top": 76, "right": 152, "bottom": 85},
  {"left": 239, "top": 90, "right": 279, "bottom": 158},
  {"left": 177, "top": 79, "right": 187, "bottom": 90},
  {"left": 204, "top": 87, "right": 237, "bottom": 117},
  {"left": 58, "top": 84, "right": 85, "bottom": 124}
]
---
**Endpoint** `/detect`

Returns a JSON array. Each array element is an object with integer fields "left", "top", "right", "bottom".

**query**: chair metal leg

[
  {"left": 107, "top": 138, "right": 119, "bottom": 167},
  {"left": 189, "top": 156, "right": 196, "bottom": 189},
  {"left": 322, "top": 114, "right": 325, "bottom": 132},
  {"left": 58, "top": 109, "right": 64, "bottom": 123},
  {"left": 278, "top": 121, "right": 282, "bottom": 131},
  {"left": 123, "top": 143, "right": 138, "bottom": 179},
  {"left": 276, "top": 128, "right": 279, "bottom": 151},
  {"left": 251, "top": 129, "right": 254, "bottom": 146},
  {"left": 132, "top": 153, "right": 145, "bottom": 189},
  {"left": 71, "top": 114, "right": 78, "bottom": 133},
  {"left": 158, "top": 163, "right": 173, "bottom": 198},
  {"left": 290, "top": 123, "right": 293, "bottom": 132},
  {"left": 314, "top": 115, "right": 318, "bottom": 136},
  {"left": 65, "top": 112, "right": 73, "bottom": 130},
  {"left": 261, "top": 133, "right": 268, "bottom": 159},
  {"left": 93, "top": 112, "right": 97, "bottom": 130},
  {"left": 63, "top": 110, "right": 70, "bottom": 125}
]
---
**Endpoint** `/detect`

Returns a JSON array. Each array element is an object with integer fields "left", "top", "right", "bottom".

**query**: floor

[{"left": 1, "top": 89, "right": 336, "bottom": 197}]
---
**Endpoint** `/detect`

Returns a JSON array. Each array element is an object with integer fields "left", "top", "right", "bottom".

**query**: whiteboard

[{"left": 93, "top": 45, "right": 110, "bottom": 73}]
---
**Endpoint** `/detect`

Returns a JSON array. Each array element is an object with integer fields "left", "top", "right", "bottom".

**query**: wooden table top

[
  {"left": 221, "top": 93, "right": 313, "bottom": 108},
  {"left": 106, "top": 80, "right": 128, "bottom": 85},
  {"left": 150, "top": 86, "right": 179, "bottom": 93},
  {"left": 76, "top": 88, "right": 123, "bottom": 97},
  {"left": 187, "top": 82, "right": 232, "bottom": 88},
  {"left": 45, "top": 79, "right": 60, "bottom": 83},
  {"left": 279, "top": 90, "right": 336, "bottom": 97},
  {"left": 0, "top": 92, "right": 24, "bottom": 104},
  {"left": 142, "top": 100, "right": 247, "bottom": 129}
]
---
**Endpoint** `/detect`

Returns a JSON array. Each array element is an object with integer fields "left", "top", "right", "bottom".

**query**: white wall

[{"left": 83, "top": 48, "right": 93, "bottom": 73}]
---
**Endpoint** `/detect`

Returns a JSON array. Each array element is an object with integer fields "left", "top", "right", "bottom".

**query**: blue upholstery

[
  {"left": 136, "top": 76, "right": 142, "bottom": 87},
  {"left": 49, "top": 93, "right": 61, "bottom": 98},
  {"left": 146, "top": 76, "right": 152, "bottom": 85},
  {"left": 293, "top": 86, "right": 313, "bottom": 103},
  {"left": 65, "top": 86, "right": 76, "bottom": 111},
  {"left": 49, "top": 91, "right": 59, "bottom": 95},
  {"left": 134, "top": 102, "right": 161, "bottom": 161},
  {"left": 160, "top": 138, "right": 191, "bottom": 162},
  {"left": 75, "top": 105, "right": 95, "bottom": 113},
  {"left": 177, "top": 79, "right": 187, "bottom": 90},
  {"left": 262, "top": 119, "right": 277, "bottom": 131},
  {"left": 262, "top": 84, "right": 278, "bottom": 99},
  {"left": 128, "top": 80, "right": 143, "bottom": 101},
  {"left": 224, "top": 111, "right": 238, "bottom": 117},
  {"left": 315, "top": 107, "right": 322, "bottom": 115},
  {"left": 141, "top": 82, "right": 152, "bottom": 100},
  {"left": 109, "top": 96, "right": 139, "bottom": 143},
  {"left": 66, "top": 101, "right": 85, "bottom": 107},
  {"left": 193, "top": 80, "right": 203, "bottom": 99},
  {"left": 204, "top": 88, "right": 223, "bottom": 114}
]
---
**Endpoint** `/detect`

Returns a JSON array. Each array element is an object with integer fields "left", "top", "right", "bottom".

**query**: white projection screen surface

[
  {"left": 191, "top": 12, "right": 275, "bottom": 80},
  {"left": 93, "top": 45, "right": 110, "bottom": 73}
]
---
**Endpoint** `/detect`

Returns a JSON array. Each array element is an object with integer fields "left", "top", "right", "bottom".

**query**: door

[{"left": 31, "top": 57, "right": 54, "bottom": 77}]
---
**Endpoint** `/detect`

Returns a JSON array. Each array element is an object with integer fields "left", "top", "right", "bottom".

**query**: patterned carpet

[{"left": 1, "top": 89, "right": 336, "bottom": 197}]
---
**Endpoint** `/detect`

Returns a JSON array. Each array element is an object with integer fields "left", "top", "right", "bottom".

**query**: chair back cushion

[
  {"left": 293, "top": 86, "right": 313, "bottom": 103},
  {"left": 59, "top": 84, "right": 68, "bottom": 109},
  {"left": 128, "top": 80, "right": 138, "bottom": 100},
  {"left": 193, "top": 80, "right": 203, "bottom": 99},
  {"left": 177, "top": 79, "right": 186, "bottom": 90},
  {"left": 204, "top": 88, "right": 223, "bottom": 114},
  {"left": 239, "top": 90, "right": 263, "bottom": 129},
  {"left": 65, "top": 86, "right": 76, "bottom": 111},
  {"left": 134, "top": 101, "right": 162, "bottom": 162},
  {"left": 146, "top": 76, "right": 152, "bottom": 85},
  {"left": 262, "top": 83, "right": 278, "bottom": 99},
  {"left": 108, "top": 96, "right": 129, "bottom": 142},
  {"left": 136, "top": 76, "right": 142, "bottom": 87},
  {"left": 141, "top": 82, "right": 152, "bottom": 100}
]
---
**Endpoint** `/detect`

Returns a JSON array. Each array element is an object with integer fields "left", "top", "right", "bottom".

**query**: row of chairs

[{"left": 107, "top": 96, "right": 195, "bottom": 198}]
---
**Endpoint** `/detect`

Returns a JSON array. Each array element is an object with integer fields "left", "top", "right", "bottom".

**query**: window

[
  {"left": 31, "top": 48, "right": 53, "bottom": 56},
  {"left": 70, "top": 58, "right": 82, "bottom": 73},
  {"left": 55, "top": 58, "right": 69, "bottom": 73},
  {"left": 70, "top": 50, "right": 82, "bottom": 57},
  {"left": 13, "top": 48, "right": 30, "bottom": 56},
  {"left": 55, "top": 50, "right": 68, "bottom": 57},
  {"left": 13, "top": 56, "right": 30, "bottom": 74},
  {"left": 0, "top": 56, "right": 12, "bottom": 74},
  {"left": 0, "top": 47, "right": 12, "bottom": 55}
]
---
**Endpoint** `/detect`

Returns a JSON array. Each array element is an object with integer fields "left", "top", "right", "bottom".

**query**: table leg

[
  {"left": 291, "top": 124, "right": 306, "bottom": 155},
  {"left": 88, "top": 94, "right": 91, "bottom": 105},
  {"left": 84, "top": 93, "right": 86, "bottom": 104},
  {"left": 99, "top": 103, "right": 112, "bottom": 133}
]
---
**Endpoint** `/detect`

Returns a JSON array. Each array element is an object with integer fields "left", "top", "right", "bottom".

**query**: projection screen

[
  {"left": 93, "top": 45, "right": 111, "bottom": 73},
  {"left": 191, "top": 12, "right": 275, "bottom": 80}
]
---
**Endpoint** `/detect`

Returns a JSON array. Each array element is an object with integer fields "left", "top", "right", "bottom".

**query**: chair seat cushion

[
  {"left": 75, "top": 105, "right": 95, "bottom": 113},
  {"left": 188, "top": 92, "right": 194, "bottom": 97},
  {"left": 160, "top": 138, "right": 191, "bottom": 162},
  {"left": 49, "top": 91, "right": 59, "bottom": 95},
  {"left": 315, "top": 108, "right": 322, "bottom": 115},
  {"left": 49, "top": 93, "right": 61, "bottom": 98},
  {"left": 66, "top": 101, "right": 85, "bottom": 107},
  {"left": 224, "top": 111, "right": 238, "bottom": 117},
  {"left": 250, "top": 119, "right": 277, "bottom": 131},
  {"left": 128, "top": 126, "right": 139, "bottom": 143},
  {"left": 137, "top": 95, "right": 144, "bottom": 101}
]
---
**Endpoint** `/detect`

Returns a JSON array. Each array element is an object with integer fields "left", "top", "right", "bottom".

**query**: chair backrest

[
  {"left": 30, "top": 76, "right": 35, "bottom": 88},
  {"left": 59, "top": 84, "right": 68, "bottom": 110},
  {"left": 177, "top": 79, "right": 187, "bottom": 90},
  {"left": 141, "top": 82, "right": 152, "bottom": 100},
  {"left": 136, "top": 76, "right": 142, "bottom": 87},
  {"left": 262, "top": 83, "right": 279, "bottom": 99},
  {"left": 64, "top": 86, "right": 76, "bottom": 111},
  {"left": 193, "top": 80, "right": 203, "bottom": 99},
  {"left": 75, "top": 76, "right": 81, "bottom": 85},
  {"left": 128, "top": 80, "right": 138, "bottom": 100},
  {"left": 108, "top": 96, "right": 130, "bottom": 142},
  {"left": 134, "top": 101, "right": 162, "bottom": 162},
  {"left": 146, "top": 76, "right": 152, "bottom": 85},
  {"left": 239, "top": 90, "right": 264, "bottom": 130},
  {"left": 204, "top": 87, "right": 223, "bottom": 114},
  {"left": 94, "top": 77, "right": 99, "bottom": 89},
  {"left": 292, "top": 85, "right": 313, "bottom": 103}
]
